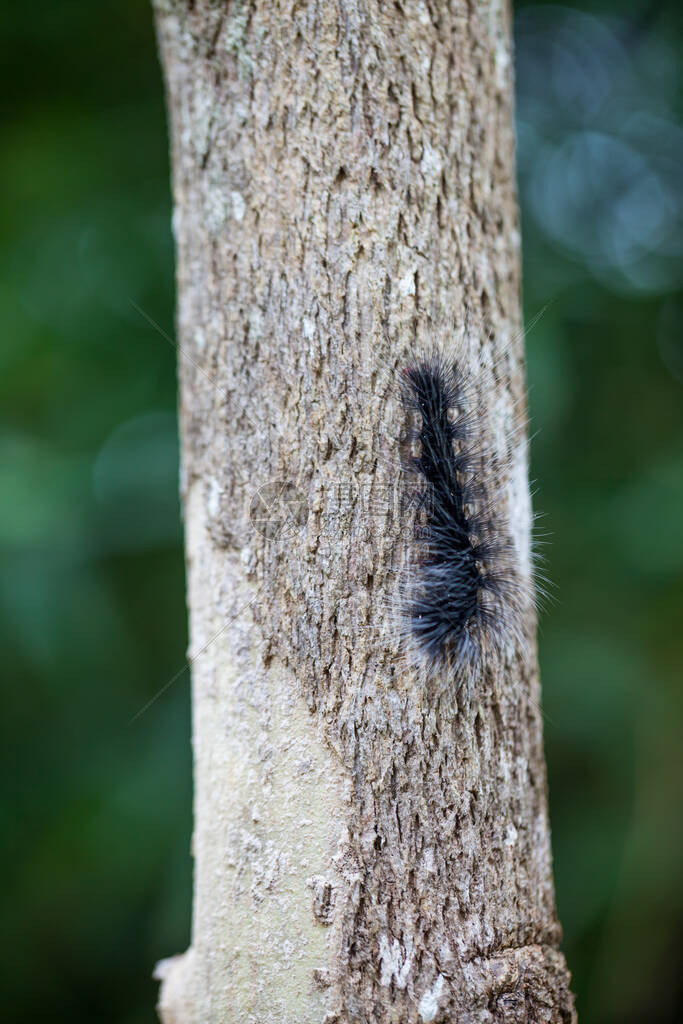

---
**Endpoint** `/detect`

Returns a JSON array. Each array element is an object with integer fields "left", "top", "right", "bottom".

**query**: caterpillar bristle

[{"left": 399, "top": 349, "right": 532, "bottom": 679}]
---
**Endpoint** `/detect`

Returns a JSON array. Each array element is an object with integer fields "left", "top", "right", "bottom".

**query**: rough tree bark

[{"left": 152, "top": 1, "right": 575, "bottom": 1022}]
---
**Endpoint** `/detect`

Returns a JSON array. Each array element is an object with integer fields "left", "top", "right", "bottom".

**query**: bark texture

[{"left": 153, "top": 1, "right": 575, "bottom": 1021}]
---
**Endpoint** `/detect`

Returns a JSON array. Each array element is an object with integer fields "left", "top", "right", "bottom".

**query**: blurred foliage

[
  {"left": 0, "top": 3, "right": 189, "bottom": 1021},
  {"left": 0, "top": 1, "right": 680, "bottom": 1022},
  {"left": 515, "top": 4, "right": 683, "bottom": 1021}
]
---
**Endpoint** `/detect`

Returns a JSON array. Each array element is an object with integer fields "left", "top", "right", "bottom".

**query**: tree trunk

[{"left": 152, "top": 1, "right": 575, "bottom": 1021}]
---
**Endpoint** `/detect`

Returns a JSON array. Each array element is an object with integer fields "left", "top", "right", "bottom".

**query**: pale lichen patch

[
  {"left": 418, "top": 974, "right": 445, "bottom": 1022},
  {"left": 378, "top": 933, "right": 414, "bottom": 989},
  {"left": 230, "top": 190, "right": 246, "bottom": 223}
]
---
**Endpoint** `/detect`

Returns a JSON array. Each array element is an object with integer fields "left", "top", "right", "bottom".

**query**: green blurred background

[{"left": 1, "top": 1, "right": 681, "bottom": 1020}]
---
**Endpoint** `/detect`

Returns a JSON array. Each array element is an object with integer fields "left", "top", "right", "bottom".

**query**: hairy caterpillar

[{"left": 399, "top": 351, "right": 530, "bottom": 677}]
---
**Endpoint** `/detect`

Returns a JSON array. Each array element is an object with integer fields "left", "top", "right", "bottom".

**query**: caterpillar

[{"left": 399, "top": 351, "right": 529, "bottom": 677}]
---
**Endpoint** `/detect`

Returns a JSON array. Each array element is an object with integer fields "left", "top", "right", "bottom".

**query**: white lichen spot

[
  {"left": 438, "top": 939, "right": 453, "bottom": 967},
  {"left": 419, "top": 974, "right": 445, "bottom": 1022},
  {"left": 231, "top": 190, "right": 246, "bottom": 222},
  {"left": 399, "top": 270, "right": 416, "bottom": 297},
  {"left": 302, "top": 316, "right": 316, "bottom": 341},
  {"left": 505, "top": 823, "right": 518, "bottom": 847},
  {"left": 378, "top": 933, "right": 414, "bottom": 989},
  {"left": 205, "top": 179, "right": 230, "bottom": 234},
  {"left": 495, "top": 43, "right": 510, "bottom": 91},
  {"left": 207, "top": 477, "right": 221, "bottom": 521},
  {"left": 421, "top": 142, "right": 442, "bottom": 179},
  {"left": 495, "top": 45, "right": 510, "bottom": 73},
  {"left": 422, "top": 847, "right": 436, "bottom": 873},
  {"left": 248, "top": 306, "right": 263, "bottom": 340}
]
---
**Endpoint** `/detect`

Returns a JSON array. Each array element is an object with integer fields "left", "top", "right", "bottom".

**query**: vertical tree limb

[{"left": 153, "top": 1, "right": 576, "bottom": 1021}]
